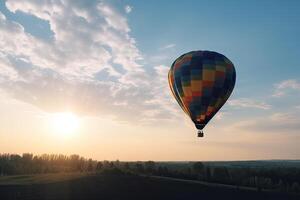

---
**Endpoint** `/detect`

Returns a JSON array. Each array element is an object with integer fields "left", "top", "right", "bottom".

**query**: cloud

[
  {"left": 0, "top": 51, "right": 19, "bottom": 82},
  {"left": 147, "top": 44, "right": 176, "bottom": 63},
  {"left": 160, "top": 44, "right": 176, "bottom": 50},
  {"left": 4, "top": 0, "right": 142, "bottom": 78},
  {"left": 141, "top": 65, "right": 183, "bottom": 123},
  {"left": 214, "top": 111, "right": 230, "bottom": 120},
  {"left": 270, "top": 112, "right": 299, "bottom": 124},
  {"left": 228, "top": 98, "right": 271, "bottom": 110},
  {"left": 124, "top": 5, "right": 132, "bottom": 14},
  {"left": 230, "top": 112, "right": 300, "bottom": 133},
  {"left": 0, "top": 0, "right": 179, "bottom": 125},
  {"left": 98, "top": 3, "right": 130, "bottom": 32},
  {"left": 273, "top": 79, "right": 300, "bottom": 97}
]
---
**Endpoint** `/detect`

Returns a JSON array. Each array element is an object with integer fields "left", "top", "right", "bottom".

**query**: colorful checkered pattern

[{"left": 168, "top": 51, "right": 236, "bottom": 130}]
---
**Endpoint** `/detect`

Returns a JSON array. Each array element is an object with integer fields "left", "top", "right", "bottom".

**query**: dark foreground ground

[{"left": 0, "top": 172, "right": 298, "bottom": 200}]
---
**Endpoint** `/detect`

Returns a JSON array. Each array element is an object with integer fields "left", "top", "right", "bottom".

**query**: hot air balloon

[{"left": 168, "top": 51, "right": 236, "bottom": 137}]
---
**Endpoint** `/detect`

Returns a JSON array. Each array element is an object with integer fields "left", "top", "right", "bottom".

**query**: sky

[{"left": 0, "top": 0, "right": 299, "bottom": 161}]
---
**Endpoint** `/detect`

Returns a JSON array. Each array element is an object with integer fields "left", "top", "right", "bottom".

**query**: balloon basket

[{"left": 197, "top": 130, "right": 204, "bottom": 137}]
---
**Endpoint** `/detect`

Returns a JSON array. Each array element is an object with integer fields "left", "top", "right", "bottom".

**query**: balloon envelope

[{"left": 168, "top": 50, "right": 236, "bottom": 131}]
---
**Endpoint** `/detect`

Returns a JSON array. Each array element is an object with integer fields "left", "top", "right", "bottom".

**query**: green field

[
  {"left": 0, "top": 172, "right": 90, "bottom": 185},
  {"left": 0, "top": 172, "right": 298, "bottom": 200}
]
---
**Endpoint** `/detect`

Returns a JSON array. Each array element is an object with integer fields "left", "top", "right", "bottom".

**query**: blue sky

[
  {"left": 127, "top": 0, "right": 300, "bottom": 125},
  {"left": 0, "top": 0, "right": 299, "bottom": 160},
  {"left": 127, "top": 0, "right": 300, "bottom": 88}
]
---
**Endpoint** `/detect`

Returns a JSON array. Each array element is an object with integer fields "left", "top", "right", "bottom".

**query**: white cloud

[
  {"left": 98, "top": 3, "right": 130, "bottom": 32},
  {"left": 4, "top": 0, "right": 142, "bottom": 79},
  {"left": 141, "top": 65, "right": 183, "bottom": 122},
  {"left": 214, "top": 111, "right": 230, "bottom": 120},
  {"left": 277, "top": 79, "right": 300, "bottom": 89},
  {"left": 160, "top": 44, "right": 176, "bottom": 50},
  {"left": 270, "top": 112, "right": 299, "bottom": 124},
  {"left": 228, "top": 98, "right": 271, "bottom": 110},
  {"left": 0, "top": 1, "right": 179, "bottom": 125},
  {"left": 273, "top": 79, "right": 300, "bottom": 97},
  {"left": 0, "top": 52, "right": 19, "bottom": 81},
  {"left": 230, "top": 112, "right": 300, "bottom": 133},
  {"left": 124, "top": 5, "right": 132, "bottom": 14}
]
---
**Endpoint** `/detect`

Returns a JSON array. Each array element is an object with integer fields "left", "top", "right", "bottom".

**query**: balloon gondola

[{"left": 168, "top": 51, "right": 236, "bottom": 137}]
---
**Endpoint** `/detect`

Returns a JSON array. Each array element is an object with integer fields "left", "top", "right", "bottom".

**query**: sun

[{"left": 50, "top": 112, "right": 80, "bottom": 136}]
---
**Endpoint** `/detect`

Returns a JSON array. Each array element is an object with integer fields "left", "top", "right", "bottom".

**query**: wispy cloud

[
  {"left": 147, "top": 43, "right": 176, "bottom": 63},
  {"left": 160, "top": 44, "right": 176, "bottom": 50},
  {"left": 0, "top": 0, "right": 179, "bottom": 125},
  {"left": 272, "top": 79, "right": 300, "bottom": 97},
  {"left": 141, "top": 65, "right": 183, "bottom": 123},
  {"left": 270, "top": 112, "right": 299, "bottom": 123},
  {"left": 0, "top": 50, "right": 19, "bottom": 81},
  {"left": 3, "top": 0, "right": 141, "bottom": 79},
  {"left": 124, "top": 5, "right": 132, "bottom": 14},
  {"left": 214, "top": 111, "right": 231, "bottom": 120},
  {"left": 228, "top": 98, "right": 271, "bottom": 110},
  {"left": 229, "top": 111, "right": 300, "bottom": 133}
]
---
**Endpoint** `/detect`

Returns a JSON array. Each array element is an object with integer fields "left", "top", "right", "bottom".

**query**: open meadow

[{"left": 0, "top": 171, "right": 299, "bottom": 200}]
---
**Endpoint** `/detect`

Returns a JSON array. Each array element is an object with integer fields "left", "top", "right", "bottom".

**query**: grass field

[
  {"left": 0, "top": 171, "right": 298, "bottom": 200},
  {"left": 0, "top": 172, "right": 90, "bottom": 185}
]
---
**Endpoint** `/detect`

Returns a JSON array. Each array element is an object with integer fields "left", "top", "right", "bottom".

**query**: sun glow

[{"left": 50, "top": 112, "right": 80, "bottom": 136}]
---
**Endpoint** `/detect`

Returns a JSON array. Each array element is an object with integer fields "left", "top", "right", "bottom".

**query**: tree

[
  {"left": 204, "top": 167, "right": 212, "bottom": 181},
  {"left": 144, "top": 161, "right": 156, "bottom": 174},
  {"left": 291, "top": 182, "right": 300, "bottom": 193},
  {"left": 212, "top": 167, "right": 229, "bottom": 183},
  {"left": 87, "top": 159, "right": 94, "bottom": 172},
  {"left": 96, "top": 162, "right": 103, "bottom": 171},
  {"left": 123, "top": 162, "right": 130, "bottom": 170},
  {"left": 135, "top": 163, "right": 144, "bottom": 173},
  {"left": 192, "top": 162, "right": 205, "bottom": 180},
  {"left": 192, "top": 162, "right": 204, "bottom": 174}
]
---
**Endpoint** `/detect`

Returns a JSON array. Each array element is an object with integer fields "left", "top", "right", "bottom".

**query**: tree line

[
  {"left": 0, "top": 153, "right": 299, "bottom": 194},
  {"left": 0, "top": 153, "right": 100, "bottom": 174}
]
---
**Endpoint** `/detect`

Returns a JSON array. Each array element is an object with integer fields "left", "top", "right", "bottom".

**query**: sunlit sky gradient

[{"left": 0, "top": 0, "right": 299, "bottom": 161}]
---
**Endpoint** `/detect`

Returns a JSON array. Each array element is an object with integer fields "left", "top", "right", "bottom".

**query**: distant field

[
  {"left": 0, "top": 172, "right": 90, "bottom": 185},
  {"left": 0, "top": 172, "right": 298, "bottom": 200},
  {"left": 156, "top": 160, "right": 300, "bottom": 170}
]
